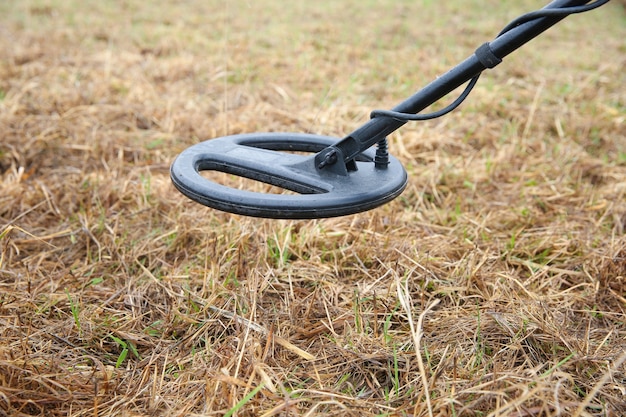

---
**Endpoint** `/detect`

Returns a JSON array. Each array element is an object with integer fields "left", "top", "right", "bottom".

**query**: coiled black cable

[{"left": 370, "top": 0, "right": 610, "bottom": 122}]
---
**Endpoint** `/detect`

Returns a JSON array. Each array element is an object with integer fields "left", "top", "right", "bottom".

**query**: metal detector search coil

[
  {"left": 170, "top": 133, "right": 408, "bottom": 219},
  {"left": 170, "top": 0, "right": 609, "bottom": 219}
]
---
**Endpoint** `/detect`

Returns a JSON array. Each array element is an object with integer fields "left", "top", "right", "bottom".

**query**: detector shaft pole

[{"left": 317, "top": 0, "right": 594, "bottom": 169}]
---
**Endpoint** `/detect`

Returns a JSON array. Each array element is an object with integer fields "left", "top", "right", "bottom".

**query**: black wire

[
  {"left": 371, "top": 76, "right": 481, "bottom": 122},
  {"left": 370, "top": 0, "right": 609, "bottom": 122},
  {"left": 498, "top": 0, "right": 609, "bottom": 36}
]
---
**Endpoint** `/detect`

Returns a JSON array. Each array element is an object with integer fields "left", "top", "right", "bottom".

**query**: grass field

[{"left": 1, "top": 0, "right": 625, "bottom": 416}]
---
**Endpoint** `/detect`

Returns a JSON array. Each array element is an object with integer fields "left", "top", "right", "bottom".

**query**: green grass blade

[{"left": 224, "top": 384, "right": 264, "bottom": 417}]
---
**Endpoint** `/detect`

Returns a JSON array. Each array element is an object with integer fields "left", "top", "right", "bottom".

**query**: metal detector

[{"left": 170, "top": 0, "right": 610, "bottom": 219}]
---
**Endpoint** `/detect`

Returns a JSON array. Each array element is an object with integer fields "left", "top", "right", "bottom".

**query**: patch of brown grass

[{"left": 1, "top": 0, "right": 625, "bottom": 416}]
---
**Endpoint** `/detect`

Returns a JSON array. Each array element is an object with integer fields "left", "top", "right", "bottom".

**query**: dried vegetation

[{"left": 0, "top": 0, "right": 625, "bottom": 416}]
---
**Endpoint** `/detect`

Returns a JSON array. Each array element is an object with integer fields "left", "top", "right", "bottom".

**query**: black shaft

[{"left": 327, "top": 0, "right": 594, "bottom": 165}]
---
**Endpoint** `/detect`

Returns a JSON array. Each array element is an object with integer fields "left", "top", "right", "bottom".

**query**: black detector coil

[
  {"left": 170, "top": 133, "right": 407, "bottom": 219},
  {"left": 170, "top": 0, "right": 608, "bottom": 219}
]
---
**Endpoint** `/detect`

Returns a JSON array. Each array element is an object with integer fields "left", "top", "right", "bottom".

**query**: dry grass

[{"left": 1, "top": 0, "right": 625, "bottom": 416}]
